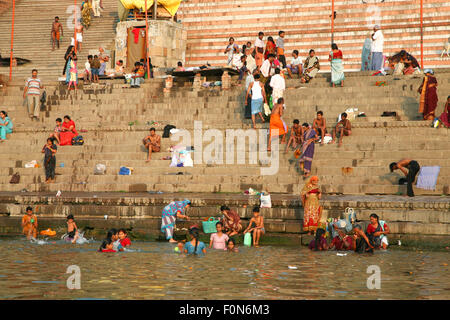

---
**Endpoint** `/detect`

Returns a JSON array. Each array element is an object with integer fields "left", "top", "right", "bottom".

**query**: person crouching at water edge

[
  {"left": 161, "top": 200, "right": 191, "bottom": 242},
  {"left": 367, "top": 213, "right": 390, "bottom": 250},
  {"left": 184, "top": 228, "right": 206, "bottom": 255},
  {"left": 243, "top": 206, "right": 265, "bottom": 247},
  {"left": 22, "top": 206, "right": 38, "bottom": 240},
  {"left": 308, "top": 228, "right": 328, "bottom": 250}
]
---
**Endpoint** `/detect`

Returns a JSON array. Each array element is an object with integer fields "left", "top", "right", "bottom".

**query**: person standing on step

[
  {"left": 301, "top": 176, "right": 322, "bottom": 235},
  {"left": 418, "top": 69, "right": 438, "bottom": 120},
  {"left": 255, "top": 31, "right": 265, "bottom": 68},
  {"left": 269, "top": 68, "right": 285, "bottom": 107},
  {"left": 143, "top": 127, "right": 161, "bottom": 162},
  {"left": 298, "top": 123, "right": 318, "bottom": 178},
  {"left": 276, "top": 31, "right": 287, "bottom": 69},
  {"left": 92, "top": 0, "right": 101, "bottom": 17},
  {"left": 42, "top": 137, "right": 57, "bottom": 183},
  {"left": 51, "top": 16, "right": 64, "bottom": 51},
  {"left": 268, "top": 97, "right": 288, "bottom": 152},
  {"left": 370, "top": 25, "right": 384, "bottom": 71},
  {"left": 329, "top": 43, "right": 345, "bottom": 87},
  {"left": 245, "top": 73, "right": 266, "bottom": 129},
  {"left": 224, "top": 37, "right": 239, "bottom": 67},
  {"left": 23, "top": 69, "right": 43, "bottom": 121},
  {"left": 244, "top": 69, "right": 257, "bottom": 120},
  {"left": 389, "top": 159, "right": 420, "bottom": 197}
]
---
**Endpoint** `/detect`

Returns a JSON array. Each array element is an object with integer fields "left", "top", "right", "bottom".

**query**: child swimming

[
  {"left": 99, "top": 239, "right": 116, "bottom": 253},
  {"left": 118, "top": 228, "right": 131, "bottom": 247},
  {"left": 66, "top": 214, "right": 79, "bottom": 244},
  {"left": 98, "top": 229, "right": 123, "bottom": 252},
  {"left": 227, "top": 238, "right": 239, "bottom": 252},
  {"left": 22, "top": 206, "right": 38, "bottom": 240},
  {"left": 184, "top": 228, "right": 206, "bottom": 255},
  {"left": 174, "top": 241, "right": 184, "bottom": 253},
  {"left": 209, "top": 222, "right": 229, "bottom": 250},
  {"left": 243, "top": 206, "right": 265, "bottom": 247}
]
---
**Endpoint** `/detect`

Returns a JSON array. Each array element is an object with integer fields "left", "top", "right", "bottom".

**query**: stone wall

[{"left": 115, "top": 20, "right": 187, "bottom": 71}]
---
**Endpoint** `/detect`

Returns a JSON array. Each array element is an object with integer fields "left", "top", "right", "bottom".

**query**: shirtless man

[
  {"left": 285, "top": 119, "right": 303, "bottom": 153},
  {"left": 21, "top": 206, "right": 38, "bottom": 240},
  {"left": 72, "top": 22, "right": 83, "bottom": 52},
  {"left": 332, "top": 112, "right": 351, "bottom": 147},
  {"left": 51, "top": 16, "right": 64, "bottom": 51},
  {"left": 312, "top": 111, "right": 327, "bottom": 145},
  {"left": 142, "top": 128, "right": 161, "bottom": 162},
  {"left": 389, "top": 159, "right": 421, "bottom": 197},
  {"left": 243, "top": 206, "right": 265, "bottom": 247}
]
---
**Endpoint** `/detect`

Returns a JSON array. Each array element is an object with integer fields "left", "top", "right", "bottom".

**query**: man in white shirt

[
  {"left": 269, "top": 68, "right": 285, "bottom": 106},
  {"left": 255, "top": 31, "right": 265, "bottom": 68},
  {"left": 371, "top": 25, "right": 384, "bottom": 71},
  {"left": 260, "top": 54, "right": 276, "bottom": 79}
]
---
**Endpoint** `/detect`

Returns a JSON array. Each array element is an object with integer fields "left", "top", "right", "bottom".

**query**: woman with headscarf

[
  {"left": 161, "top": 200, "right": 191, "bottom": 242},
  {"left": 301, "top": 176, "right": 322, "bottom": 235},
  {"left": 298, "top": 122, "right": 318, "bottom": 178},
  {"left": 418, "top": 69, "right": 438, "bottom": 120},
  {"left": 220, "top": 205, "right": 242, "bottom": 237},
  {"left": 63, "top": 45, "right": 75, "bottom": 84},
  {"left": 264, "top": 36, "right": 276, "bottom": 60},
  {"left": 361, "top": 37, "right": 372, "bottom": 71},
  {"left": 438, "top": 96, "right": 450, "bottom": 127}
]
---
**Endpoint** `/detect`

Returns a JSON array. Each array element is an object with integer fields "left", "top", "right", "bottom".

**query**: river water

[{"left": 0, "top": 238, "right": 448, "bottom": 300}]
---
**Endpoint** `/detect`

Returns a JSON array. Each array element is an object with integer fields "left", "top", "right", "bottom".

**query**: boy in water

[
  {"left": 110, "top": 229, "right": 124, "bottom": 252},
  {"left": 243, "top": 206, "right": 265, "bottom": 247},
  {"left": 118, "top": 228, "right": 131, "bottom": 247},
  {"left": 66, "top": 214, "right": 79, "bottom": 244},
  {"left": 312, "top": 111, "right": 327, "bottom": 145},
  {"left": 22, "top": 206, "right": 38, "bottom": 240},
  {"left": 285, "top": 119, "right": 303, "bottom": 153},
  {"left": 332, "top": 112, "right": 352, "bottom": 147}
]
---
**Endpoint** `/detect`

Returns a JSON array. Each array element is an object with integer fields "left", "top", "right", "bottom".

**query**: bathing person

[
  {"left": 243, "top": 206, "right": 265, "bottom": 247},
  {"left": 209, "top": 222, "right": 229, "bottom": 250},
  {"left": 220, "top": 205, "right": 242, "bottom": 237},
  {"left": 367, "top": 213, "right": 389, "bottom": 249},
  {"left": 22, "top": 206, "right": 38, "bottom": 240},
  {"left": 161, "top": 199, "right": 191, "bottom": 242},
  {"left": 184, "top": 228, "right": 206, "bottom": 255},
  {"left": 227, "top": 238, "right": 239, "bottom": 252},
  {"left": 118, "top": 228, "right": 131, "bottom": 247},
  {"left": 352, "top": 223, "right": 375, "bottom": 253},
  {"left": 66, "top": 214, "right": 79, "bottom": 244},
  {"left": 103, "top": 228, "right": 123, "bottom": 252},
  {"left": 99, "top": 239, "right": 116, "bottom": 253},
  {"left": 308, "top": 228, "right": 328, "bottom": 250}
]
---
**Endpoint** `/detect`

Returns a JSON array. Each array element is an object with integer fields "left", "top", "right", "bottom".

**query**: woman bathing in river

[{"left": 161, "top": 200, "right": 191, "bottom": 243}]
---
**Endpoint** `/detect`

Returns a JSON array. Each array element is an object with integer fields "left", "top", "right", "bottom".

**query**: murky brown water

[{"left": 0, "top": 238, "right": 448, "bottom": 300}]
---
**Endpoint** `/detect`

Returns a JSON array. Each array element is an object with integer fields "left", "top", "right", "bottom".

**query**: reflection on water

[{"left": 0, "top": 238, "right": 449, "bottom": 300}]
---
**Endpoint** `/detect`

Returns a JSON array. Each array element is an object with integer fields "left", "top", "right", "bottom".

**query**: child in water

[
  {"left": 243, "top": 206, "right": 265, "bottom": 247},
  {"left": 227, "top": 238, "right": 239, "bottom": 252},
  {"left": 184, "top": 228, "right": 206, "bottom": 255},
  {"left": 66, "top": 214, "right": 79, "bottom": 244},
  {"left": 100, "top": 239, "right": 116, "bottom": 253},
  {"left": 118, "top": 228, "right": 131, "bottom": 247},
  {"left": 209, "top": 222, "right": 229, "bottom": 250},
  {"left": 308, "top": 228, "right": 328, "bottom": 250},
  {"left": 21, "top": 206, "right": 38, "bottom": 240},
  {"left": 174, "top": 241, "right": 184, "bottom": 253}
]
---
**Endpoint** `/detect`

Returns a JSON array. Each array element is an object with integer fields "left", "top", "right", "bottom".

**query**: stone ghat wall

[
  {"left": 0, "top": 193, "right": 449, "bottom": 237},
  {"left": 178, "top": 0, "right": 450, "bottom": 70}
]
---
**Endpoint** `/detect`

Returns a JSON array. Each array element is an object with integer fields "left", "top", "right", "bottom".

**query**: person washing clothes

[{"left": 389, "top": 159, "right": 420, "bottom": 197}]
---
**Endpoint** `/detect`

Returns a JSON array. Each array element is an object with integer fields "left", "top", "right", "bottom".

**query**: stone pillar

[{"left": 221, "top": 71, "right": 231, "bottom": 89}]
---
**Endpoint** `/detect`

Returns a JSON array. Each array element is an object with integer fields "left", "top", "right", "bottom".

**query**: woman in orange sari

[
  {"left": 268, "top": 97, "right": 287, "bottom": 151},
  {"left": 264, "top": 37, "right": 277, "bottom": 60},
  {"left": 59, "top": 115, "right": 78, "bottom": 146},
  {"left": 418, "top": 69, "right": 438, "bottom": 120},
  {"left": 301, "top": 176, "right": 322, "bottom": 235}
]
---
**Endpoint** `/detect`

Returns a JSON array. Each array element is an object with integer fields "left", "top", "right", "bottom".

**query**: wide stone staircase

[
  {"left": 178, "top": 0, "right": 450, "bottom": 70},
  {"left": 0, "top": 0, "right": 119, "bottom": 82},
  {"left": 0, "top": 71, "right": 449, "bottom": 197}
]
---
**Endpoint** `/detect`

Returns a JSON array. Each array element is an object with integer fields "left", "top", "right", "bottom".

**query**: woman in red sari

[
  {"left": 438, "top": 96, "right": 450, "bottom": 128},
  {"left": 418, "top": 69, "right": 438, "bottom": 120},
  {"left": 59, "top": 115, "right": 78, "bottom": 146},
  {"left": 301, "top": 176, "right": 322, "bottom": 235},
  {"left": 264, "top": 37, "right": 276, "bottom": 60}
]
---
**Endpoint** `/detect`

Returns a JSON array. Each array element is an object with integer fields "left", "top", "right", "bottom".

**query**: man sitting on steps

[
  {"left": 389, "top": 159, "right": 420, "bottom": 197},
  {"left": 143, "top": 128, "right": 161, "bottom": 162}
]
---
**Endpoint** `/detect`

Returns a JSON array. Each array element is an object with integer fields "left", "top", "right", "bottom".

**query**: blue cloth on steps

[{"left": 416, "top": 166, "right": 440, "bottom": 190}]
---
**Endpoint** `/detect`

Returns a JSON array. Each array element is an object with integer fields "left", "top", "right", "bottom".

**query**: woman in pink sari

[{"left": 59, "top": 115, "right": 78, "bottom": 146}]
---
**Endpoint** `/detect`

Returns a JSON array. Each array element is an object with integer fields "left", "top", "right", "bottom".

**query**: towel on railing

[{"left": 416, "top": 166, "right": 440, "bottom": 190}]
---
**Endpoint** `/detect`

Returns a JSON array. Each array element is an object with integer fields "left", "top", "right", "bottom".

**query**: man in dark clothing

[{"left": 389, "top": 159, "right": 420, "bottom": 197}]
